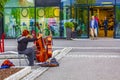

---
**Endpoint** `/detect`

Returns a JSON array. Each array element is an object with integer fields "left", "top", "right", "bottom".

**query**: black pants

[{"left": 104, "top": 26, "right": 107, "bottom": 37}]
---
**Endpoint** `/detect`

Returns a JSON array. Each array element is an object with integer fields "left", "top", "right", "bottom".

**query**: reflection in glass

[
  {"left": 115, "top": 6, "right": 120, "bottom": 38},
  {"left": 5, "top": 0, "right": 34, "bottom": 8},
  {"left": 36, "top": 7, "right": 60, "bottom": 38},
  {"left": 4, "top": 8, "right": 35, "bottom": 38}
]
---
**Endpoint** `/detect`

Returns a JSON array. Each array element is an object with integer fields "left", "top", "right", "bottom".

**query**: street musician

[{"left": 17, "top": 30, "right": 42, "bottom": 66}]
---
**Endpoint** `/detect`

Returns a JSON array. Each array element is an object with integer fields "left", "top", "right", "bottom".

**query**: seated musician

[{"left": 17, "top": 30, "right": 42, "bottom": 66}]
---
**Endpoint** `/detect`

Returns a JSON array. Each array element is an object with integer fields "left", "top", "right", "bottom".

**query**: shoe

[
  {"left": 90, "top": 37, "right": 94, "bottom": 40},
  {"left": 94, "top": 37, "right": 97, "bottom": 40}
]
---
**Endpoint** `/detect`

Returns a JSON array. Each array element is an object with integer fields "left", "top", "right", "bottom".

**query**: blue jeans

[{"left": 18, "top": 47, "right": 35, "bottom": 66}]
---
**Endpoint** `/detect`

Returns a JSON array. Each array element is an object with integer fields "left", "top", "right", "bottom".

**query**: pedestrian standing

[
  {"left": 90, "top": 16, "right": 98, "bottom": 40},
  {"left": 103, "top": 17, "right": 108, "bottom": 37},
  {"left": 95, "top": 15, "right": 99, "bottom": 37}
]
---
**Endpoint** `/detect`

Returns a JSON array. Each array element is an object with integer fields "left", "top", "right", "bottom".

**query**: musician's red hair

[{"left": 22, "top": 30, "right": 29, "bottom": 36}]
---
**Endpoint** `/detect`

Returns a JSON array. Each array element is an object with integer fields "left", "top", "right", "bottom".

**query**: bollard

[
  {"left": 1, "top": 34, "right": 5, "bottom": 52},
  {"left": 1, "top": 38, "right": 4, "bottom": 52},
  {"left": 0, "top": 33, "right": 5, "bottom": 53},
  {"left": 0, "top": 39, "right": 1, "bottom": 52}
]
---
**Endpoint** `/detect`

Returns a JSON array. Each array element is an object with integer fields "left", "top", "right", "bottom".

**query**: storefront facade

[
  {"left": 4, "top": 0, "right": 62, "bottom": 38},
  {"left": 3, "top": 0, "right": 120, "bottom": 38},
  {"left": 73, "top": 0, "right": 120, "bottom": 38}
]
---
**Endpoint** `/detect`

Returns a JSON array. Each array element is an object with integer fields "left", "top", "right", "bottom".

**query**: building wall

[{"left": 3, "top": 0, "right": 120, "bottom": 38}]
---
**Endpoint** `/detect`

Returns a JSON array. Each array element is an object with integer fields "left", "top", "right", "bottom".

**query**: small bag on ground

[
  {"left": 0, "top": 59, "right": 15, "bottom": 69},
  {"left": 40, "top": 58, "right": 59, "bottom": 67}
]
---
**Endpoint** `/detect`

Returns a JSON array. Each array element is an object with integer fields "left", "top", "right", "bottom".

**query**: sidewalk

[
  {"left": 35, "top": 38, "right": 120, "bottom": 80},
  {"left": 35, "top": 46, "right": 120, "bottom": 80},
  {"left": 21, "top": 48, "right": 72, "bottom": 80},
  {"left": 2, "top": 38, "right": 120, "bottom": 80},
  {"left": 4, "top": 38, "right": 120, "bottom": 51}
]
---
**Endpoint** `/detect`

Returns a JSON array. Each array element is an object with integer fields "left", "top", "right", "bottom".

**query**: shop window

[
  {"left": 5, "top": 0, "right": 34, "bottom": 8},
  {"left": 115, "top": 6, "right": 120, "bottom": 38},
  {"left": 36, "top": 7, "right": 60, "bottom": 38},
  {"left": 4, "top": 8, "right": 35, "bottom": 38}
]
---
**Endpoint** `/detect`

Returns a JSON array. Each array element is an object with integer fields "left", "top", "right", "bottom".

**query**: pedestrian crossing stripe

[
  {"left": 52, "top": 47, "right": 120, "bottom": 49},
  {"left": 65, "top": 54, "right": 120, "bottom": 58}
]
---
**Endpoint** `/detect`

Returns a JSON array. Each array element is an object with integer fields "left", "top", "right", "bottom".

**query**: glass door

[
  {"left": 115, "top": 5, "right": 120, "bottom": 38},
  {"left": 89, "top": 5, "right": 114, "bottom": 38},
  {"left": 75, "top": 5, "right": 89, "bottom": 38}
]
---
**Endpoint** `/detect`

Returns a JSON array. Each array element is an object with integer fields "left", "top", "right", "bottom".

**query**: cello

[
  {"left": 45, "top": 36, "right": 52, "bottom": 58},
  {"left": 34, "top": 23, "right": 52, "bottom": 62},
  {"left": 35, "top": 34, "right": 48, "bottom": 62}
]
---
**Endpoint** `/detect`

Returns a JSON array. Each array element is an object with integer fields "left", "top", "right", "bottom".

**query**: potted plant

[{"left": 64, "top": 22, "right": 74, "bottom": 40}]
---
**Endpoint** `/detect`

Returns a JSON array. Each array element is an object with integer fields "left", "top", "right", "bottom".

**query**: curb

[
  {"left": 4, "top": 66, "right": 31, "bottom": 80},
  {"left": 0, "top": 51, "right": 28, "bottom": 66},
  {"left": 21, "top": 47, "right": 72, "bottom": 80},
  {"left": 0, "top": 54, "right": 26, "bottom": 59},
  {"left": 0, "top": 51, "right": 26, "bottom": 59}
]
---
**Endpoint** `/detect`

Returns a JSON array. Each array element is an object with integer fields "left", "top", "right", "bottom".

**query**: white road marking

[
  {"left": 69, "top": 52, "right": 119, "bottom": 54},
  {"left": 5, "top": 46, "right": 120, "bottom": 50},
  {"left": 73, "top": 38, "right": 120, "bottom": 41},
  {"left": 70, "top": 47, "right": 120, "bottom": 49},
  {"left": 52, "top": 47, "right": 120, "bottom": 49},
  {"left": 65, "top": 54, "right": 120, "bottom": 58}
]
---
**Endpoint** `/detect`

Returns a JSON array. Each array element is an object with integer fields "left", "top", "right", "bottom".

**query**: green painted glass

[
  {"left": 36, "top": 7, "right": 60, "bottom": 38},
  {"left": 5, "top": 0, "right": 34, "bottom": 7},
  {"left": 115, "top": 6, "right": 120, "bottom": 38}
]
